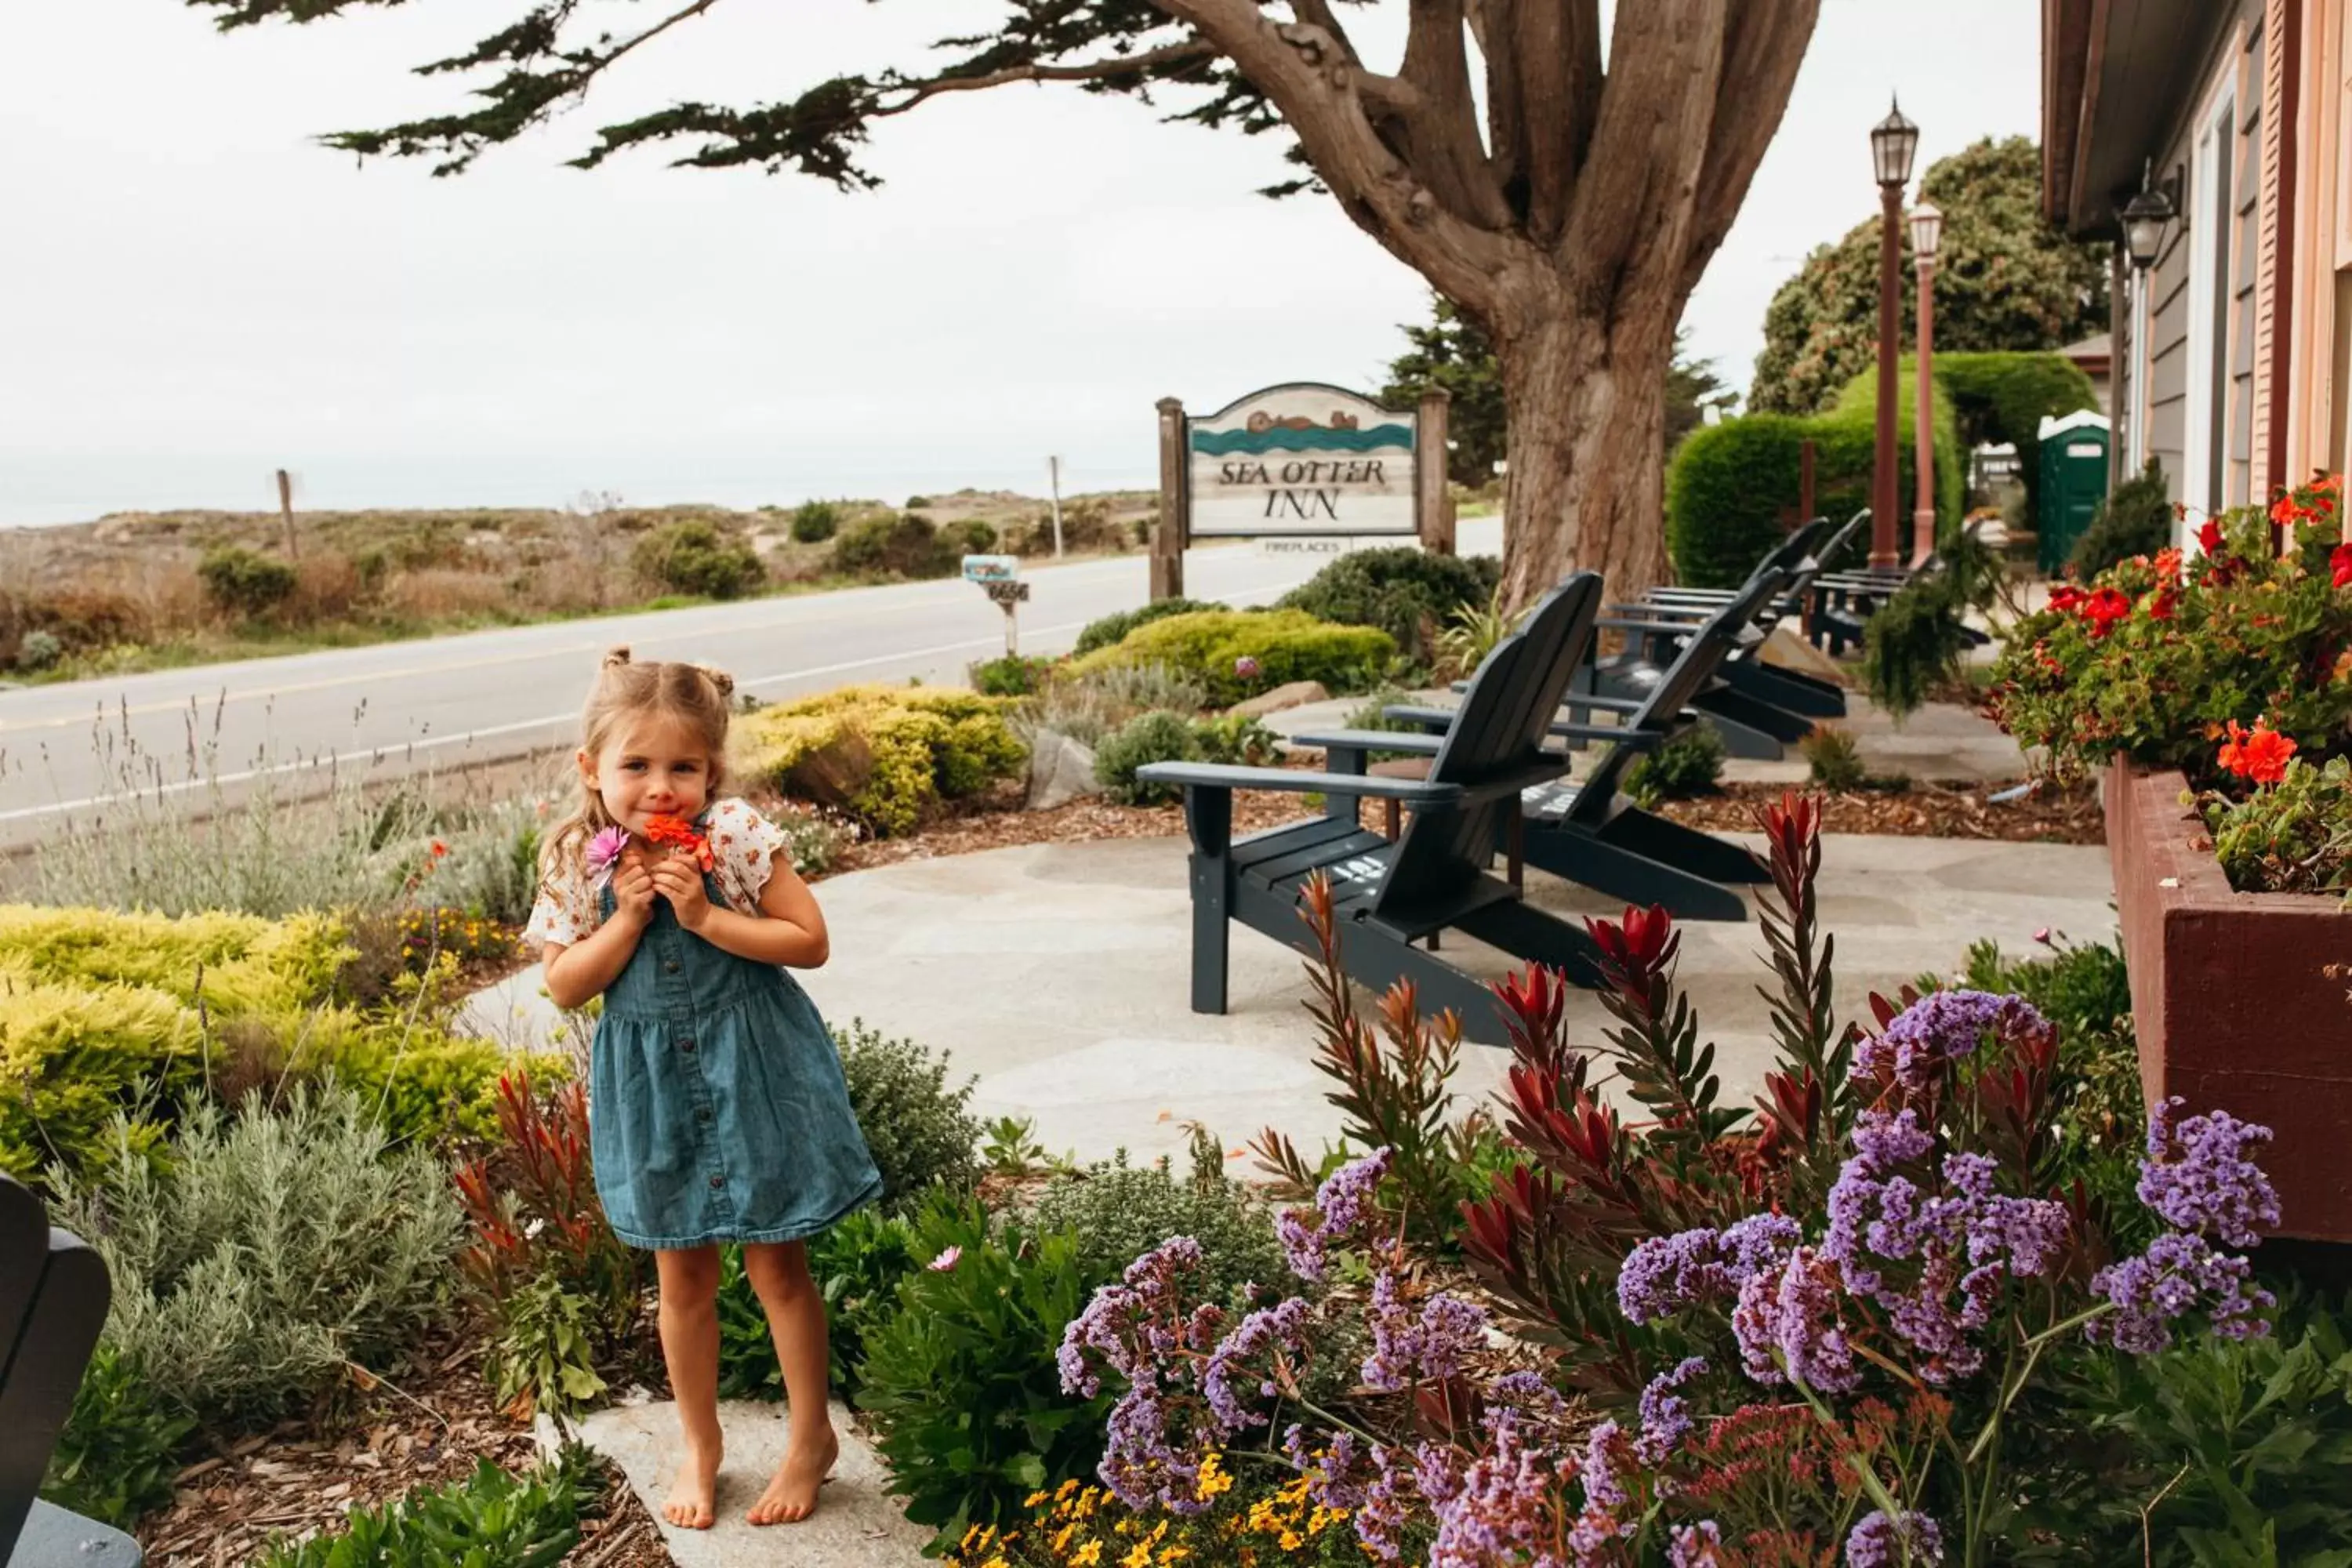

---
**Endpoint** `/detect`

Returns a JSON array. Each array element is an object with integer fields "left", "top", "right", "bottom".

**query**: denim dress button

[
  {"left": 665, "top": 960, "right": 681, "bottom": 974},
  {"left": 677, "top": 1037, "right": 696, "bottom": 1054},
  {"left": 708, "top": 1174, "right": 724, "bottom": 1189}
]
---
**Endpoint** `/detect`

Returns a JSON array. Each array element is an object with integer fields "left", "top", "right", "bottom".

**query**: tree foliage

[
  {"left": 1748, "top": 136, "right": 2109, "bottom": 416},
  {"left": 1384, "top": 301, "right": 1737, "bottom": 488}
]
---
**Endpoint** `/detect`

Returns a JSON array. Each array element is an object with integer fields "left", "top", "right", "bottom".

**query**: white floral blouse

[{"left": 524, "top": 797, "right": 797, "bottom": 949}]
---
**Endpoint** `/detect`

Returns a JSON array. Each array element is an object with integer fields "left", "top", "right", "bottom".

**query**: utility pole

[
  {"left": 1047, "top": 456, "right": 1065, "bottom": 559},
  {"left": 275, "top": 469, "right": 299, "bottom": 559}
]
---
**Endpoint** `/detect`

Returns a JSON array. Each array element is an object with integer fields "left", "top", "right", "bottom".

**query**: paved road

[{"left": 0, "top": 521, "right": 1501, "bottom": 846}]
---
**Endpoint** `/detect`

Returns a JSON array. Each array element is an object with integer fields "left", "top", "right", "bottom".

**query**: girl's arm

[
  {"left": 543, "top": 855, "right": 659, "bottom": 1007},
  {"left": 654, "top": 851, "right": 829, "bottom": 968}
]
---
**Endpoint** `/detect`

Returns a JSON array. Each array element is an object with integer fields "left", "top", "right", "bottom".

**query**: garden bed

[
  {"left": 2103, "top": 763, "right": 2352, "bottom": 1242},
  {"left": 1644, "top": 776, "right": 2103, "bottom": 844}
]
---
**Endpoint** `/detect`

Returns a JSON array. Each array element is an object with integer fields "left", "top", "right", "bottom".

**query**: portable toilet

[{"left": 2036, "top": 409, "right": 2111, "bottom": 574}]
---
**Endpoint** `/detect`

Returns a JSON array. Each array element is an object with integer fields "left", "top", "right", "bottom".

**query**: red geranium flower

[
  {"left": 2047, "top": 586, "right": 2086, "bottom": 615},
  {"left": 2332, "top": 542, "right": 2352, "bottom": 590},
  {"left": 2081, "top": 587, "right": 2132, "bottom": 637},
  {"left": 2198, "top": 519, "right": 2225, "bottom": 556},
  {"left": 2217, "top": 719, "right": 2297, "bottom": 786}
]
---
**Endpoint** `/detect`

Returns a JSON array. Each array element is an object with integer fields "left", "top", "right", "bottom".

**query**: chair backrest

[
  {"left": 1752, "top": 517, "right": 1829, "bottom": 586},
  {"left": 1371, "top": 572, "right": 1604, "bottom": 918},
  {"left": 1810, "top": 510, "right": 1869, "bottom": 571},
  {"left": 1577, "top": 568, "right": 1788, "bottom": 809},
  {"left": 0, "top": 1178, "right": 113, "bottom": 1555}
]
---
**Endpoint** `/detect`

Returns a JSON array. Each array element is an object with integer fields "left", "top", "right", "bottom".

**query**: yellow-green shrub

[
  {"left": 734, "top": 685, "right": 1027, "bottom": 837},
  {"left": 286, "top": 1019, "right": 568, "bottom": 1147},
  {"left": 0, "top": 906, "right": 347, "bottom": 1015},
  {"left": 0, "top": 978, "right": 198, "bottom": 1185},
  {"left": 1067, "top": 608, "right": 1393, "bottom": 704}
]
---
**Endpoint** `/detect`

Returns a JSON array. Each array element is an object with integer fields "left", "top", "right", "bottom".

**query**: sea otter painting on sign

[{"left": 1183, "top": 383, "right": 1419, "bottom": 539}]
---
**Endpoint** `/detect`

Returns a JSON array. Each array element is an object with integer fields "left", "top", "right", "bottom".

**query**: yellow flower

[
  {"left": 1279, "top": 1531, "right": 1304, "bottom": 1551},
  {"left": 1026, "top": 1490, "right": 1051, "bottom": 1508},
  {"left": 1159, "top": 1547, "right": 1190, "bottom": 1564},
  {"left": 1121, "top": 1544, "right": 1154, "bottom": 1568},
  {"left": 1072, "top": 1544, "right": 1104, "bottom": 1568}
]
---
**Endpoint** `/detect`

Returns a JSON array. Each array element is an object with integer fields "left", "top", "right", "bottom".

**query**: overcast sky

[{"left": 0, "top": 0, "right": 2042, "bottom": 528}]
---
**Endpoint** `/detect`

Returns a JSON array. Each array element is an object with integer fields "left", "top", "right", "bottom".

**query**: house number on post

[{"left": 963, "top": 554, "right": 1029, "bottom": 657}]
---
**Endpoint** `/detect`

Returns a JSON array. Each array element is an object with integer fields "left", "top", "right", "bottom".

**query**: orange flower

[
  {"left": 2217, "top": 719, "right": 2297, "bottom": 786},
  {"left": 642, "top": 814, "right": 716, "bottom": 872}
]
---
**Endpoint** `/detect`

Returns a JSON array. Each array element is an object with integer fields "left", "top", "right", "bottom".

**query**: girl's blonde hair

[{"left": 542, "top": 645, "right": 738, "bottom": 877}]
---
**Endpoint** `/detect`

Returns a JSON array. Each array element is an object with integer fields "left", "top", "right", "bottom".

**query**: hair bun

[
  {"left": 696, "top": 663, "right": 737, "bottom": 699},
  {"left": 602, "top": 646, "right": 633, "bottom": 670}
]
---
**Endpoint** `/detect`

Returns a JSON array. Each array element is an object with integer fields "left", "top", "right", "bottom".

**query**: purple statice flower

[
  {"left": 2089, "top": 1230, "right": 2275, "bottom": 1352},
  {"left": 1427, "top": 1411, "right": 1557, "bottom": 1568},
  {"left": 1486, "top": 1368, "right": 1569, "bottom": 1419},
  {"left": 1669, "top": 1521, "right": 1727, "bottom": 1567},
  {"left": 1284, "top": 1424, "right": 1370, "bottom": 1511},
  {"left": 1578, "top": 1420, "right": 1630, "bottom": 1512},
  {"left": 1201, "top": 1294, "right": 1312, "bottom": 1433},
  {"left": 1734, "top": 1246, "right": 1860, "bottom": 1392},
  {"left": 1352, "top": 1443, "right": 1418, "bottom": 1563},
  {"left": 1277, "top": 1146, "right": 1393, "bottom": 1283},
  {"left": 1618, "top": 1213, "right": 1800, "bottom": 1324},
  {"left": 2138, "top": 1098, "right": 2281, "bottom": 1247},
  {"left": 1057, "top": 1236, "right": 1206, "bottom": 1399},
  {"left": 1362, "top": 1269, "right": 1489, "bottom": 1392},
  {"left": 1097, "top": 1384, "right": 1207, "bottom": 1513},
  {"left": 1854, "top": 990, "right": 2046, "bottom": 1092},
  {"left": 1846, "top": 1508, "right": 1946, "bottom": 1566},
  {"left": 1635, "top": 1356, "right": 1707, "bottom": 1465}
]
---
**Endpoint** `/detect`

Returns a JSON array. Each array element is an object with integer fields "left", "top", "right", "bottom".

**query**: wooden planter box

[{"left": 2103, "top": 765, "right": 2352, "bottom": 1242}]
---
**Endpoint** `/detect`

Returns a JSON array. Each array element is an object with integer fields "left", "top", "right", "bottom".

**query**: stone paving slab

[{"left": 540, "top": 1397, "right": 930, "bottom": 1566}]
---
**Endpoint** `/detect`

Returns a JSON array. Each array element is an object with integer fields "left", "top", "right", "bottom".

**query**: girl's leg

[
  {"left": 654, "top": 1245, "right": 724, "bottom": 1529},
  {"left": 740, "top": 1239, "right": 840, "bottom": 1525}
]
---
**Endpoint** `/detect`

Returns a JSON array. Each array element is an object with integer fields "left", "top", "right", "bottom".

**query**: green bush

[
  {"left": 1073, "top": 597, "right": 1230, "bottom": 656},
  {"left": 55, "top": 1087, "right": 463, "bottom": 1425},
  {"left": 1190, "top": 712, "right": 1280, "bottom": 768},
  {"left": 947, "top": 519, "right": 998, "bottom": 555},
  {"left": 834, "top": 1019, "right": 984, "bottom": 1210},
  {"left": 16, "top": 629, "right": 63, "bottom": 671},
  {"left": 2067, "top": 460, "right": 2172, "bottom": 579},
  {"left": 1072, "top": 608, "right": 1392, "bottom": 706},
  {"left": 1799, "top": 726, "right": 1867, "bottom": 792},
  {"left": 1093, "top": 710, "right": 1202, "bottom": 804},
  {"left": 1013, "top": 663, "right": 1213, "bottom": 751},
  {"left": 734, "top": 685, "right": 1027, "bottom": 837},
  {"left": 1025, "top": 1131, "right": 1285, "bottom": 1314},
  {"left": 717, "top": 1207, "right": 919, "bottom": 1403},
  {"left": 630, "top": 519, "right": 766, "bottom": 600},
  {"left": 969, "top": 655, "right": 1054, "bottom": 698},
  {"left": 0, "top": 974, "right": 199, "bottom": 1189},
  {"left": 1936, "top": 350, "right": 2101, "bottom": 532},
  {"left": 252, "top": 1444, "right": 604, "bottom": 1568},
  {"left": 198, "top": 546, "right": 298, "bottom": 619},
  {"left": 1278, "top": 547, "right": 1497, "bottom": 659},
  {"left": 789, "top": 499, "right": 841, "bottom": 543},
  {"left": 829, "top": 513, "right": 959, "bottom": 580},
  {"left": 1623, "top": 724, "right": 1726, "bottom": 806},
  {"left": 41, "top": 1344, "right": 195, "bottom": 1528},
  {"left": 856, "top": 1189, "right": 1112, "bottom": 1552}
]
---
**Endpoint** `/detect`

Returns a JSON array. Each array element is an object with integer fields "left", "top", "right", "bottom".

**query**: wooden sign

[{"left": 1181, "top": 383, "right": 1419, "bottom": 539}]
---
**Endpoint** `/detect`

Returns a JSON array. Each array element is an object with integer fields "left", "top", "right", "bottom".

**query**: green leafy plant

[
  {"left": 2199, "top": 753, "right": 2352, "bottom": 898},
  {"left": 970, "top": 654, "right": 1055, "bottom": 698},
  {"left": 1027, "top": 1128, "right": 1285, "bottom": 1314},
  {"left": 855, "top": 1188, "right": 1114, "bottom": 1552},
  {"left": 55, "top": 1087, "right": 464, "bottom": 1424},
  {"left": 1093, "top": 710, "right": 1203, "bottom": 804},
  {"left": 42, "top": 1344, "right": 197, "bottom": 1529},
  {"left": 1277, "top": 546, "right": 1498, "bottom": 661},
  {"left": 981, "top": 1115, "right": 1073, "bottom": 1178},
  {"left": 1189, "top": 711, "right": 1279, "bottom": 768},
  {"left": 1623, "top": 724, "right": 1726, "bottom": 806},
  {"left": 630, "top": 518, "right": 766, "bottom": 600},
  {"left": 198, "top": 545, "right": 299, "bottom": 619},
  {"left": 1071, "top": 608, "right": 1393, "bottom": 706},
  {"left": 833, "top": 1020, "right": 984, "bottom": 1210},
  {"left": 1800, "top": 725, "right": 1869, "bottom": 792},
  {"left": 789, "top": 499, "right": 841, "bottom": 543},
  {"left": 1435, "top": 584, "right": 1514, "bottom": 677},
  {"left": 1073, "top": 597, "right": 1230, "bottom": 656},
  {"left": 252, "top": 1443, "right": 604, "bottom": 1568}
]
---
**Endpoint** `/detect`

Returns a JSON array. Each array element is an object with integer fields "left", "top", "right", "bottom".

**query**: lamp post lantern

[
  {"left": 1869, "top": 98, "right": 1920, "bottom": 568},
  {"left": 1909, "top": 200, "right": 1943, "bottom": 566}
]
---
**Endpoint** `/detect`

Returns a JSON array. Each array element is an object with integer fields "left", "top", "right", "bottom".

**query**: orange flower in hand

[
  {"left": 641, "top": 814, "right": 716, "bottom": 872},
  {"left": 2217, "top": 720, "right": 2297, "bottom": 786}
]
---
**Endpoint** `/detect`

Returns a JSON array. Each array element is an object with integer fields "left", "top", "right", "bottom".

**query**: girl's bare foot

[
  {"left": 663, "top": 1442, "right": 721, "bottom": 1530},
  {"left": 747, "top": 1425, "right": 839, "bottom": 1526}
]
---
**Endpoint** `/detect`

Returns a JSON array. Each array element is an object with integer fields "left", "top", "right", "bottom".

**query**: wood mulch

[
  {"left": 137, "top": 1319, "right": 669, "bottom": 1567},
  {"left": 1651, "top": 778, "right": 2106, "bottom": 845}
]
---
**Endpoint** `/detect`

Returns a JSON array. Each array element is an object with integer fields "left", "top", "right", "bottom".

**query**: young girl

[{"left": 527, "top": 648, "right": 883, "bottom": 1531}]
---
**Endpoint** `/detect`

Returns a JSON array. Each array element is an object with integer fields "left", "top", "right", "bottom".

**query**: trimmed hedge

[
  {"left": 1665, "top": 350, "right": 2095, "bottom": 589},
  {"left": 1066, "top": 608, "right": 1394, "bottom": 706},
  {"left": 1277, "top": 547, "right": 1498, "bottom": 659},
  {"left": 733, "top": 684, "right": 1027, "bottom": 837}
]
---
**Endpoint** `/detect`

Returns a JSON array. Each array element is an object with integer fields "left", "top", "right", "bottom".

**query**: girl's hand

[
  {"left": 650, "top": 855, "right": 712, "bottom": 931},
  {"left": 610, "top": 850, "right": 659, "bottom": 927}
]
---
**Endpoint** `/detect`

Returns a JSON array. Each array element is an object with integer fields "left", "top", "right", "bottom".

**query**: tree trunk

[{"left": 1493, "top": 299, "right": 1677, "bottom": 613}]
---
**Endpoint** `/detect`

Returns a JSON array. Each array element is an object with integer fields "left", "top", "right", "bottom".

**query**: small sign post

[{"left": 963, "top": 554, "right": 1029, "bottom": 657}]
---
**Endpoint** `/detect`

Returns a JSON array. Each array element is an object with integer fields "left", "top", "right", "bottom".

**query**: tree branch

[
  {"left": 1497, "top": 0, "right": 1601, "bottom": 244},
  {"left": 872, "top": 37, "right": 1221, "bottom": 120},
  {"left": 1559, "top": 0, "right": 1723, "bottom": 307},
  {"left": 1393, "top": 0, "right": 1513, "bottom": 230},
  {"left": 1676, "top": 0, "right": 1820, "bottom": 297}
]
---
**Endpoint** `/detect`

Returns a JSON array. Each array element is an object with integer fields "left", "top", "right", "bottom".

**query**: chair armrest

[
  {"left": 1551, "top": 722, "right": 1664, "bottom": 749},
  {"left": 1134, "top": 760, "right": 1464, "bottom": 803},
  {"left": 1290, "top": 728, "right": 1443, "bottom": 755},
  {"left": 1595, "top": 616, "right": 1701, "bottom": 637},
  {"left": 1381, "top": 703, "right": 1466, "bottom": 732}
]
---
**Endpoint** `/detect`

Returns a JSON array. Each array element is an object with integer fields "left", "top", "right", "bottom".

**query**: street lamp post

[
  {"left": 1870, "top": 99, "right": 1921, "bottom": 568},
  {"left": 1909, "top": 200, "right": 1944, "bottom": 566}
]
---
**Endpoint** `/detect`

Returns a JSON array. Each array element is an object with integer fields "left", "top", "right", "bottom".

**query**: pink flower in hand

[{"left": 586, "top": 826, "right": 630, "bottom": 889}]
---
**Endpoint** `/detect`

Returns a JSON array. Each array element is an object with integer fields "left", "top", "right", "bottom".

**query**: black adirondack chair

[
  {"left": 1308, "top": 573, "right": 1784, "bottom": 924},
  {"left": 2, "top": 1178, "right": 142, "bottom": 1566},
  {"left": 1137, "top": 574, "right": 1611, "bottom": 1043},
  {"left": 1807, "top": 518, "right": 1992, "bottom": 655},
  {"left": 1597, "top": 512, "right": 1870, "bottom": 733}
]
